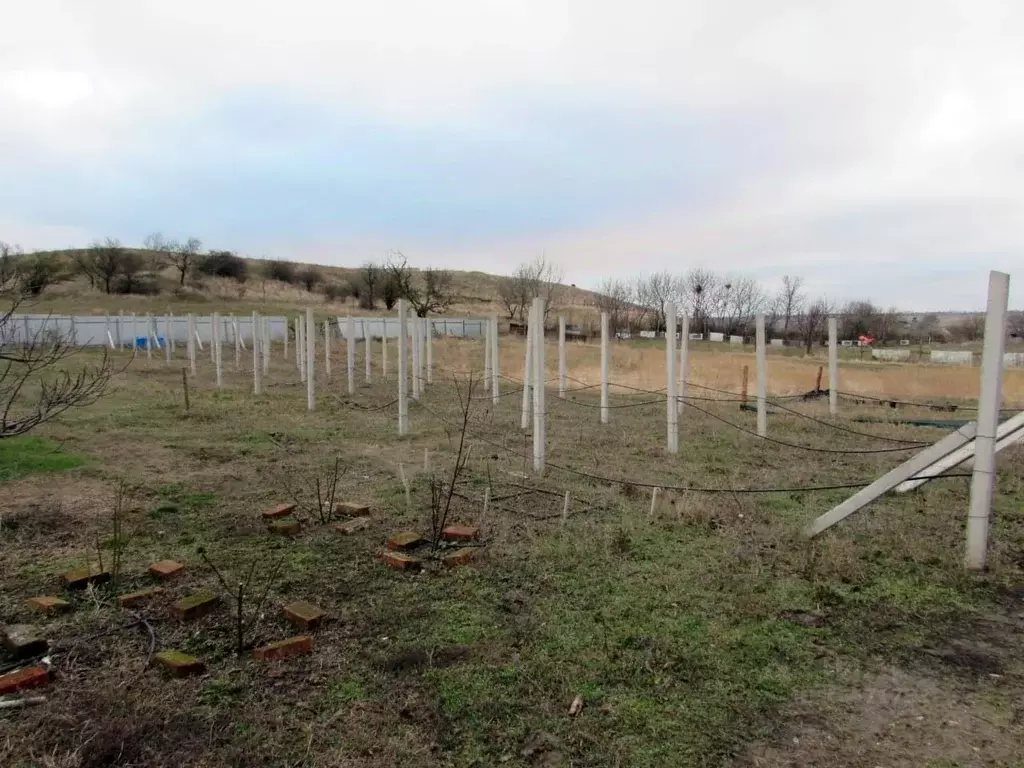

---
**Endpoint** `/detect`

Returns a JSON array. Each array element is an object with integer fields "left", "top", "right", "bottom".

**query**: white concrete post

[
  {"left": 666, "top": 303, "right": 679, "bottom": 453},
  {"left": 104, "top": 315, "right": 113, "bottom": 350},
  {"left": 600, "top": 312, "right": 610, "bottom": 425},
  {"left": 520, "top": 314, "right": 534, "bottom": 430},
  {"left": 324, "top": 320, "right": 331, "bottom": 379},
  {"left": 306, "top": 307, "right": 315, "bottom": 411},
  {"left": 187, "top": 314, "right": 197, "bottom": 375},
  {"left": 533, "top": 298, "right": 546, "bottom": 473},
  {"left": 679, "top": 314, "right": 690, "bottom": 416},
  {"left": 425, "top": 317, "right": 433, "bottom": 385},
  {"left": 491, "top": 314, "right": 500, "bottom": 405},
  {"left": 411, "top": 316, "right": 421, "bottom": 401},
  {"left": 213, "top": 312, "right": 222, "bottom": 388},
  {"left": 131, "top": 313, "right": 138, "bottom": 350},
  {"left": 346, "top": 315, "right": 356, "bottom": 395},
  {"left": 966, "top": 270, "right": 1010, "bottom": 570},
  {"left": 398, "top": 301, "right": 409, "bottom": 435},
  {"left": 828, "top": 317, "right": 838, "bottom": 415},
  {"left": 298, "top": 316, "right": 306, "bottom": 382},
  {"left": 295, "top": 317, "right": 302, "bottom": 373},
  {"left": 364, "top": 319, "right": 371, "bottom": 383},
  {"left": 164, "top": 314, "right": 172, "bottom": 363},
  {"left": 262, "top": 317, "right": 270, "bottom": 376},
  {"left": 484, "top": 317, "right": 492, "bottom": 391},
  {"left": 283, "top": 318, "right": 288, "bottom": 360},
  {"left": 145, "top": 314, "right": 152, "bottom": 360},
  {"left": 252, "top": 311, "right": 262, "bottom": 395},
  {"left": 232, "top": 314, "right": 240, "bottom": 367},
  {"left": 169, "top": 312, "right": 175, "bottom": 355},
  {"left": 756, "top": 313, "right": 767, "bottom": 437},
  {"left": 558, "top": 316, "right": 567, "bottom": 398},
  {"left": 116, "top": 310, "right": 123, "bottom": 349},
  {"left": 382, "top": 323, "right": 388, "bottom": 377}
]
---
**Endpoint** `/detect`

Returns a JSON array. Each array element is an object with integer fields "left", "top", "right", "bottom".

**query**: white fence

[
  {"left": 931, "top": 350, "right": 974, "bottom": 365},
  {"left": 872, "top": 348, "right": 911, "bottom": 362},
  {"left": 729, "top": 335, "right": 744, "bottom": 345},
  {"left": 1004, "top": 352, "right": 1024, "bottom": 368},
  {"left": 332, "top": 316, "right": 485, "bottom": 340},
  {"left": 708, "top": 332, "right": 725, "bottom": 342},
  {"left": 4, "top": 313, "right": 288, "bottom": 348}
]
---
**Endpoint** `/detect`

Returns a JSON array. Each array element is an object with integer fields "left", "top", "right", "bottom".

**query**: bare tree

[
  {"left": 357, "top": 262, "right": 382, "bottom": 310},
  {"left": 595, "top": 278, "right": 633, "bottom": 333},
  {"left": 77, "top": 238, "right": 129, "bottom": 294},
  {"left": 166, "top": 237, "right": 202, "bottom": 286},
  {"left": 719, "top": 275, "right": 767, "bottom": 336},
  {"left": 385, "top": 252, "right": 455, "bottom": 316},
  {"left": 1007, "top": 310, "right": 1024, "bottom": 339},
  {"left": 0, "top": 242, "right": 23, "bottom": 286},
  {"left": 776, "top": 275, "right": 805, "bottom": 333},
  {"left": 680, "top": 268, "right": 720, "bottom": 335},
  {"left": 638, "top": 271, "right": 682, "bottom": 333},
  {"left": 0, "top": 282, "right": 120, "bottom": 438},
  {"left": 382, "top": 270, "right": 402, "bottom": 310},
  {"left": 498, "top": 256, "right": 564, "bottom": 323},
  {"left": 840, "top": 300, "right": 879, "bottom": 339},
  {"left": 796, "top": 297, "right": 834, "bottom": 354},
  {"left": 17, "top": 254, "right": 62, "bottom": 296},
  {"left": 297, "top": 267, "right": 322, "bottom": 293}
]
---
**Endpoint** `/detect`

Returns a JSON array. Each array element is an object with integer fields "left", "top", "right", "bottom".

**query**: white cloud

[{"left": 4, "top": 1, "right": 1024, "bottom": 309}]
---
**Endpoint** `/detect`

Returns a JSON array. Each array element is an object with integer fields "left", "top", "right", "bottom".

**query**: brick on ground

[
  {"left": 149, "top": 560, "right": 185, "bottom": 580},
  {"left": 441, "top": 524, "right": 481, "bottom": 542},
  {"left": 118, "top": 587, "right": 165, "bottom": 608},
  {"left": 62, "top": 567, "right": 111, "bottom": 590},
  {"left": 1, "top": 625, "right": 48, "bottom": 658},
  {"left": 442, "top": 547, "right": 478, "bottom": 568},
  {"left": 0, "top": 665, "right": 51, "bottom": 695},
  {"left": 154, "top": 650, "right": 205, "bottom": 678},
  {"left": 252, "top": 635, "right": 313, "bottom": 661},
  {"left": 268, "top": 520, "right": 301, "bottom": 536},
  {"left": 170, "top": 590, "right": 220, "bottom": 621},
  {"left": 334, "top": 516, "right": 371, "bottom": 534},
  {"left": 334, "top": 501, "right": 370, "bottom": 516},
  {"left": 385, "top": 531, "right": 424, "bottom": 551},
  {"left": 26, "top": 596, "right": 72, "bottom": 614},
  {"left": 263, "top": 503, "right": 296, "bottom": 519},
  {"left": 379, "top": 551, "right": 423, "bottom": 571},
  {"left": 283, "top": 601, "right": 326, "bottom": 631}
]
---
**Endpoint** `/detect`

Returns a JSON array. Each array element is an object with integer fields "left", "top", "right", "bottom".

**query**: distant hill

[{"left": 15, "top": 249, "right": 606, "bottom": 325}]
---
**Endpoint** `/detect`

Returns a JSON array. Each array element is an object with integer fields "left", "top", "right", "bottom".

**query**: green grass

[
  {"left": 0, "top": 435, "right": 86, "bottom": 481},
  {"left": 2, "top": 348, "right": 1022, "bottom": 767}
]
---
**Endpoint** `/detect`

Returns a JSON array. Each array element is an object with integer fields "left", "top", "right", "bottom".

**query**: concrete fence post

[
  {"left": 491, "top": 314, "right": 500, "bottom": 405},
  {"left": 756, "top": 313, "right": 767, "bottom": 437},
  {"left": 306, "top": 307, "right": 315, "bottom": 411},
  {"left": 398, "top": 300, "right": 409, "bottom": 435},
  {"left": 520, "top": 312, "right": 534, "bottom": 429},
  {"left": 346, "top": 315, "right": 356, "bottom": 395},
  {"left": 666, "top": 303, "right": 679, "bottom": 453},
  {"left": 600, "top": 312, "right": 610, "bottom": 425},
  {"left": 967, "top": 270, "right": 1010, "bottom": 570},
  {"left": 828, "top": 317, "right": 838, "bottom": 415},
  {"left": 533, "top": 298, "right": 546, "bottom": 474},
  {"left": 678, "top": 314, "right": 689, "bottom": 416},
  {"left": 252, "top": 311, "right": 262, "bottom": 395},
  {"left": 558, "top": 316, "right": 567, "bottom": 398}
]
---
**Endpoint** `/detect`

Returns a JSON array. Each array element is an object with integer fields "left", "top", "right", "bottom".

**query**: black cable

[{"left": 412, "top": 399, "right": 969, "bottom": 494}]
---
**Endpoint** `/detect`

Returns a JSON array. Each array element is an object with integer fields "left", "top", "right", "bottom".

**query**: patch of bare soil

[{"left": 740, "top": 666, "right": 1023, "bottom": 768}]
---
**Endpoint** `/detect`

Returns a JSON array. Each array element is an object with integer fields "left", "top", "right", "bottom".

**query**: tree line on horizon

[{"left": 2, "top": 236, "right": 1021, "bottom": 344}]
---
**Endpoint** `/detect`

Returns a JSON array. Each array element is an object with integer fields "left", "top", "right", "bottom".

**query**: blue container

[{"left": 134, "top": 336, "right": 165, "bottom": 349}]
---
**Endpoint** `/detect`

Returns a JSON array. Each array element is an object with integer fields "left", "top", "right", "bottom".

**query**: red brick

[
  {"left": 0, "top": 665, "right": 51, "bottom": 695},
  {"left": 441, "top": 524, "right": 481, "bottom": 542},
  {"left": 1, "top": 625, "right": 47, "bottom": 658},
  {"left": 149, "top": 560, "right": 185, "bottom": 580},
  {"left": 252, "top": 635, "right": 313, "bottom": 661},
  {"left": 379, "top": 551, "right": 423, "bottom": 571},
  {"left": 335, "top": 501, "right": 370, "bottom": 516},
  {"left": 442, "top": 547, "right": 478, "bottom": 568},
  {"left": 26, "top": 596, "right": 72, "bottom": 614},
  {"left": 268, "top": 520, "right": 301, "bottom": 536},
  {"left": 154, "top": 650, "right": 205, "bottom": 678},
  {"left": 385, "top": 531, "right": 424, "bottom": 551},
  {"left": 170, "top": 590, "right": 220, "bottom": 621},
  {"left": 334, "top": 516, "right": 371, "bottom": 534},
  {"left": 263, "top": 503, "right": 296, "bottom": 519},
  {"left": 62, "top": 567, "right": 111, "bottom": 590},
  {"left": 283, "top": 601, "right": 326, "bottom": 631},
  {"left": 118, "top": 587, "right": 165, "bottom": 608}
]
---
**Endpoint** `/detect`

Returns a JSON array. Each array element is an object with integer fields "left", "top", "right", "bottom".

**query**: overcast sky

[{"left": 3, "top": 1, "right": 1022, "bottom": 310}]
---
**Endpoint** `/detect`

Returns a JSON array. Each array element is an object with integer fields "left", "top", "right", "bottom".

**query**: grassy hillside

[{"left": 18, "top": 249, "right": 605, "bottom": 326}]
